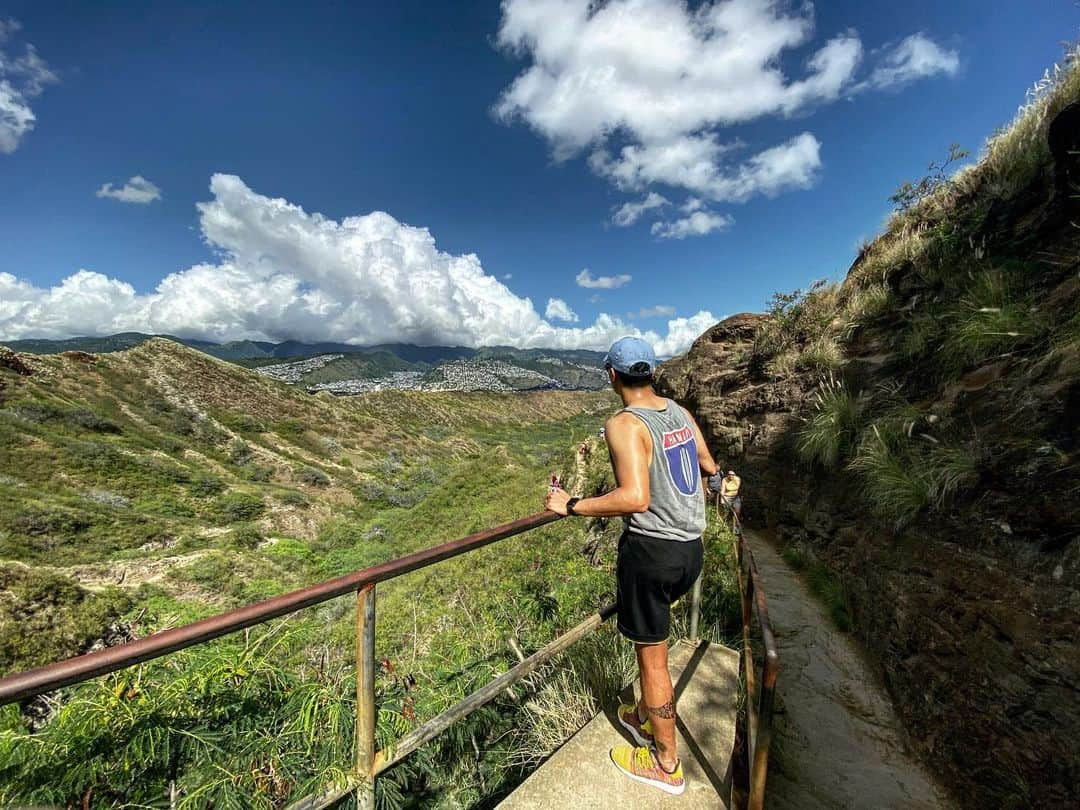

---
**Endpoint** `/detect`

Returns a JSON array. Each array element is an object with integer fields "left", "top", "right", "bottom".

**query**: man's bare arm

[
  {"left": 682, "top": 406, "right": 719, "bottom": 477},
  {"left": 545, "top": 412, "right": 650, "bottom": 517}
]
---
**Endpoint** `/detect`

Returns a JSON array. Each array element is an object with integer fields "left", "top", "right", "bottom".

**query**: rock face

[{"left": 657, "top": 104, "right": 1080, "bottom": 808}]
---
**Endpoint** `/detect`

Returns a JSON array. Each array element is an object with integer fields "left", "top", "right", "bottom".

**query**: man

[
  {"left": 720, "top": 470, "right": 742, "bottom": 525},
  {"left": 545, "top": 336, "right": 718, "bottom": 795}
]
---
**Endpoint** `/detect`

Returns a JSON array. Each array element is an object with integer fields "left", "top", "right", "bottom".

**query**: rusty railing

[
  {"left": 0, "top": 509, "right": 777, "bottom": 809},
  {"left": 734, "top": 519, "right": 780, "bottom": 810}
]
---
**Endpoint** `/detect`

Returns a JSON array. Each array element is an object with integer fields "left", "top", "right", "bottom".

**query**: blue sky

[{"left": 0, "top": 1, "right": 1076, "bottom": 352}]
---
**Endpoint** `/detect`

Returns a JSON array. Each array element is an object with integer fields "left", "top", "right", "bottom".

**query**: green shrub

[
  {"left": 227, "top": 439, "right": 253, "bottom": 465},
  {"left": 64, "top": 408, "right": 122, "bottom": 434},
  {"left": 796, "top": 377, "right": 866, "bottom": 469},
  {"left": 11, "top": 403, "right": 120, "bottom": 434},
  {"left": 230, "top": 523, "right": 264, "bottom": 550},
  {"left": 754, "top": 280, "right": 840, "bottom": 360},
  {"left": 7, "top": 506, "right": 92, "bottom": 539},
  {"left": 889, "top": 143, "right": 969, "bottom": 213},
  {"left": 265, "top": 537, "right": 313, "bottom": 562},
  {"left": 134, "top": 493, "right": 196, "bottom": 519},
  {"left": 221, "top": 412, "right": 266, "bottom": 434},
  {"left": 273, "top": 418, "right": 307, "bottom": 440},
  {"left": 188, "top": 471, "right": 225, "bottom": 497},
  {"left": 278, "top": 490, "right": 311, "bottom": 509},
  {"left": 212, "top": 492, "right": 265, "bottom": 523},
  {"left": 240, "top": 463, "right": 275, "bottom": 482},
  {"left": 11, "top": 401, "right": 63, "bottom": 424},
  {"left": 295, "top": 465, "right": 331, "bottom": 487},
  {"left": 0, "top": 565, "right": 133, "bottom": 672},
  {"left": 313, "top": 519, "right": 366, "bottom": 551}
]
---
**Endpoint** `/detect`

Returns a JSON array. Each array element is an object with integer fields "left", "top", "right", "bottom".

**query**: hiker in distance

[
  {"left": 720, "top": 469, "right": 743, "bottom": 527},
  {"left": 545, "top": 336, "right": 719, "bottom": 795}
]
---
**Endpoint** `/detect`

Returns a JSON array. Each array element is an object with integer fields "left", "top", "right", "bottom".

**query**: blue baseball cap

[{"left": 604, "top": 336, "right": 657, "bottom": 377}]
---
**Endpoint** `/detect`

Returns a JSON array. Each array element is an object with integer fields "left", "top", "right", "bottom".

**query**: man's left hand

[{"left": 545, "top": 486, "right": 571, "bottom": 515}]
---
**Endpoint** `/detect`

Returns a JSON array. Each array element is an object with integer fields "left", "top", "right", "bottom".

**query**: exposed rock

[
  {"left": 656, "top": 102, "right": 1080, "bottom": 808},
  {"left": 0, "top": 346, "right": 34, "bottom": 376},
  {"left": 60, "top": 350, "right": 99, "bottom": 364}
]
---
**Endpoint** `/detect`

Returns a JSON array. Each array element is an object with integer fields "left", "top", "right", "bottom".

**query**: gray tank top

[{"left": 622, "top": 399, "right": 706, "bottom": 542}]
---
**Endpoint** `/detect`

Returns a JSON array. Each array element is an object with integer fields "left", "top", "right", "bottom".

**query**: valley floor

[{"left": 743, "top": 529, "right": 953, "bottom": 810}]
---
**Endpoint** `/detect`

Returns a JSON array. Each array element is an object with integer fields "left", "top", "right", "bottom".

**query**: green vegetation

[
  {"left": 777, "top": 45, "right": 1080, "bottom": 535},
  {"left": 0, "top": 338, "right": 737, "bottom": 807},
  {"left": 797, "top": 379, "right": 984, "bottom": 528},
  {"left": 796, "top": 376, "right": 866, "bottom": 470}
]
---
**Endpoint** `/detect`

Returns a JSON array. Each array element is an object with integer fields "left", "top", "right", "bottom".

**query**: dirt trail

[{"left": 743, "top": 529, "right": 954, "bottom": 810}]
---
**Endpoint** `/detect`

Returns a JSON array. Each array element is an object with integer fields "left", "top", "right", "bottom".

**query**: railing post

[
  {"left": 355, "top": 584, "right": 376, "bottom": 810},
  {"left": 687, "top": 572, "right": 703, "bottom": 644},
  {"left": 749, "top": 665, "right": 777, "bottom": 810}
]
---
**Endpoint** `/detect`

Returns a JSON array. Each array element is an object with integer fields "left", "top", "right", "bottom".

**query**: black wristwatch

[{"left": 566, "top": 497, "right": 581, "bottom": 516}]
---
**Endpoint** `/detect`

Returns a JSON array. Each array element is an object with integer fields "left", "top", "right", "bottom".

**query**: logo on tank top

[{"left": 662, "top": 425, "right": 699, "bottom": 496}]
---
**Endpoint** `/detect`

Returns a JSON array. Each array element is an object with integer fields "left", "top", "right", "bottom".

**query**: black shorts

[{"left": 616, "top": 530, "right": 704, "bottom": 644}]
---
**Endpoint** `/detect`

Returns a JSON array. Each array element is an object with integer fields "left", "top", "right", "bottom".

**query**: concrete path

[
  {"left": 499, "top": 640, "right": 740, "bottom": 809},
  {"left": 742, "top": 529, "right": 953, "bottom": 810}
]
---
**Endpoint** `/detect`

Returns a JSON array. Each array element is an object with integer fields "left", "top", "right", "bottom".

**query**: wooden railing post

[{"left": 355, "top": 584, "right": 376, "bottom": 810}]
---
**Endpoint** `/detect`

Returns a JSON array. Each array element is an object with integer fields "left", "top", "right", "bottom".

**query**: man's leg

[{"left": 635, "top": 641, "right": 679, "bottom": 771}]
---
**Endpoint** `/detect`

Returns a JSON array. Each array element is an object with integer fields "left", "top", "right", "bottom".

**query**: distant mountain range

[{"left": 2, "top": 333, "right": 609, "bottom": 393}]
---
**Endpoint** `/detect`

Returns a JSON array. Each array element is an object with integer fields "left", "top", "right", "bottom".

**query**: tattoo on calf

[{"left": 646, "top": 698, "right": 676, "bottom": 719}]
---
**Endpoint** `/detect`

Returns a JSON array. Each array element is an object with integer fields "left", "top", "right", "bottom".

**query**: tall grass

[
  {"left": 796, "top": 377, "right": 866, "bottom": 470},
  {"left": 847, "top": 424, "right": 981, "bottom": 528},
  {"left": 941, "top": 269, "right": 1043, "bottom": 370},
  {"left": 978, "top": 42, "right": 1080, "bottom": 199},
  {"left": 847, "top": 429, "right": 935, "bottom": 529}
]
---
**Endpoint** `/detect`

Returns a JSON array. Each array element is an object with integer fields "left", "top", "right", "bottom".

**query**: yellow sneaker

[
  {"left": 609, "top": 744, "right": 686, "bottom": 795},
  {"left": 617, "top": 702, "right": 654, "bottom": 746}
]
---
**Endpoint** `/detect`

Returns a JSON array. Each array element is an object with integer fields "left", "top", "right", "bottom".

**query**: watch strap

[{"left": 566, "top": 497, "right": 581, "bottom": 516}]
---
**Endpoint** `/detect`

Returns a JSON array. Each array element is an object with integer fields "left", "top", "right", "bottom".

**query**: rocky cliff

[{"left": 657, "top": 58, "right": 1080, "bottom": 808}]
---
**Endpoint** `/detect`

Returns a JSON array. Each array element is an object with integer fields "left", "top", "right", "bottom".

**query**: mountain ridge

[{"left": 2, "top": 333, "right": 611, "bottom": 393}]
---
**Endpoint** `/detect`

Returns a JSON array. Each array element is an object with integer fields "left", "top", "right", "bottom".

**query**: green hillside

[{"left": 0, "top": 339, "right": 743, "bottom": 807}]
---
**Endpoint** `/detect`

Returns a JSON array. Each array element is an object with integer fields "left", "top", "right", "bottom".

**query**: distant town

[{"left": 254, "top": 355, "right": 606, "bottom": 394}]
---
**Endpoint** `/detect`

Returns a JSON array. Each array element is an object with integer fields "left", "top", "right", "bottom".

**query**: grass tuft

[{"left": 796, "top": 376, "right": 866, "bottom": 470}]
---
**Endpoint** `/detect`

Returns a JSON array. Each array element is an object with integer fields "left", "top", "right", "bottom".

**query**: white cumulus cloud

[
  {"left": 545, "top": 297, "right": 579, "bottom": 322},
  {"left": 0, "top": 19, "right": 58, "bottom": 154},
  {"left": 576, "top": 268, "right": 632, "bottom": 289},
  {"left": 0, "top": 174, "right": 715, "bottom": 355},
  {"left": 611, "top": 191, "right": 669, "bottom": 226},
  {"left": 96, "top": 175, "right": 162, "bottom": 204},
  {"left": 495, "top": 0, "right": 957, "bottom": 215},
  {"left": 652, "top": 210, "right": 734, "bottom": 239}
]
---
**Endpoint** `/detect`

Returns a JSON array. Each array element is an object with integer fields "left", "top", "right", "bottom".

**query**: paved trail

[{"left": 743, "top": 529, "right": 954, "bottom": 810}]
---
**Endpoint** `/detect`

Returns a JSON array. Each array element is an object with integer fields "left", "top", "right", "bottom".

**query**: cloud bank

[
  {"left": 0, "top": 175, "right": 715, "bottom": 356},
  {"left": 0, "top": 18, "right": 58, "bottom": 154},
  {"left": 495, "top": 0, "right": 958, "bottom": 235}
]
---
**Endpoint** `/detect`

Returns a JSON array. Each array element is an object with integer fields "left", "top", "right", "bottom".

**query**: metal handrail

[
  {"left": 0, "top": 508, "right": 777, "bottom": 810},
  {"left": 735, "top": 525, "right": 780, "bottom": 810},
  {"left": 0, "top": 511, "right": 562, "bottom": 706}
]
